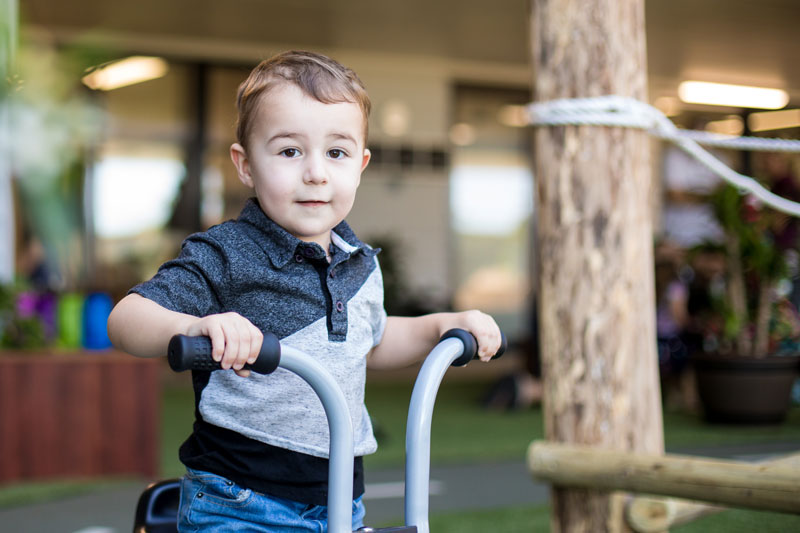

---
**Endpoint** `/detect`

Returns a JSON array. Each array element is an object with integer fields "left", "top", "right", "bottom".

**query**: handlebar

[
  {"left": 167, "top": 328, "right": 504, "bottom": 374},
  {"left": 167, "top": 332, "right": 282, "bottom": 374},
  {"left": 441, "top": 328, "right": 507, "bottom": 367}
]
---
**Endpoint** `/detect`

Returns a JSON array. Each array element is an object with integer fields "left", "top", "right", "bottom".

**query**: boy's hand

[
  {"left": 368, "top": 310, "right": 502, "bottom": 370},
  {"left": 439, "top": 310, "right": 502, "bottom": 362},
  {"left": 185, "top": 312, "right": 263, "bottom": 378}
]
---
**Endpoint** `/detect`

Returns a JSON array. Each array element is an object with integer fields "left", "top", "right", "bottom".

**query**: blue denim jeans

[{"left": 178, "top": 468, "right": 366, "bottom": 532}]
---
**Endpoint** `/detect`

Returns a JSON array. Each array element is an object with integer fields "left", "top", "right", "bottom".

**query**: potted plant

[
  {"left": 692, "top": 183, "right": 800, "bottom": 423},
  {"left": 0, "top": 282, "right": 50, "bottom": 349}
]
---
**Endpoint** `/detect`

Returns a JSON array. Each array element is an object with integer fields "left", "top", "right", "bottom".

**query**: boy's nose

[{"left": 303, "top": 154, "right": 329, "bottom": 185}]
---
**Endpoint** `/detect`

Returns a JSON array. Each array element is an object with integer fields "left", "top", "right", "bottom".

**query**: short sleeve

[
  {"left": 130, "top": 233, "right": 229, "bottom": 318},
  {"left": 372, "top": 308, "right": 388, "bottom": 348},
  {"left": 370, "top": 257, "right": 388, "bottom": 347}
]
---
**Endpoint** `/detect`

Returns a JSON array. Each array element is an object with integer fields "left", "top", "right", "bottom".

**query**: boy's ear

[
  {"left": 361, "top": 148, "right": 371, "bottom": 172},
  {"left": 230, "top": 143, "right": 254, "bottom": 188}
]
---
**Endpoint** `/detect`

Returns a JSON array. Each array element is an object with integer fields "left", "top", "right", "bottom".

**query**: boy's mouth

[{"left": 297, "top": 200, "right": 328, "bottom": 207}]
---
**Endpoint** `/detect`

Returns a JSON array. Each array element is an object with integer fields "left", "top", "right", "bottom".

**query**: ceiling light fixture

[
  {"left": 678, "top": 81, "right": 788, "bottom": 110},
  {"left": 82, "top": 56, "right": 169, "bottom": 91},
  {"left": 748, "top": 108, "right": 800, "bottom": 132}
]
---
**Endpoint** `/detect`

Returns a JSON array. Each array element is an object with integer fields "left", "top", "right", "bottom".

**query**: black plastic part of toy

[
  {"left": 442, "top": 328, "right": 507, "bottom": 367},
  {"left": 133, "top": 478, "right": 180, "bottom": 532},
  {"left": 167, "top": 332, "right": 281, "bottom": 374}
]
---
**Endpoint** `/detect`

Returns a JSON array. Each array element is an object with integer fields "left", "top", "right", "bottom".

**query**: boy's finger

[
  {"left": 208, "top": 325, "right": 226, "bottom": 363},
  {"left": 479, "top": 342, "right": 495, "bottom": 362},
  {"left": 479, "top": 329, "right": 502, "bottom": 361},
  {"left": 232, "top": 323, "right": 254, "bottom": 370},
  {"left": 248, "top": 328, "right": 263, "bottom": 364},
  {"left": 235, "top": 368, "right": 251, "bottom": 378},
  {"left": 222, "top": 332, "right": 240, "bottom": 369}
]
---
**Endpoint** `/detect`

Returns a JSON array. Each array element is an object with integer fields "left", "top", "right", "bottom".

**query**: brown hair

[{"left": 235, "top": 50, "right": 371, "bottom": 149}]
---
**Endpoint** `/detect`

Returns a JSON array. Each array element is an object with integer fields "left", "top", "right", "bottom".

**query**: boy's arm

[
  {"left": 367, "top": 311, "right": 501, "bottom": 370},
  {"left": 107, "top": 293, "right": 262, "bottom": 376},
  {"left": 107, "top": 294, "right": 196, "bottom": 358}
]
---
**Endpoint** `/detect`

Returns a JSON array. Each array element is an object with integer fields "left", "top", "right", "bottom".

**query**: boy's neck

[{"left": 301, "top": 232, "right": 332, "bottom": 261}]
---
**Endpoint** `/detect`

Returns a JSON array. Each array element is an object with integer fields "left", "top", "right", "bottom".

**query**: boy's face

[{"left": 231, "top": 83, "right": 370, "bottom": 250}]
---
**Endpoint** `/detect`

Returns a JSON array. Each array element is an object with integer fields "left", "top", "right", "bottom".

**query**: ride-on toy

[{"left": 133, "top": 328, "right": 504, "bottom": 533}]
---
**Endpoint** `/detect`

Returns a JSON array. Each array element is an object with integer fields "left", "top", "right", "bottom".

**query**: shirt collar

[{"left": 238, "top": 198, "right": 376, "bottom": 268}]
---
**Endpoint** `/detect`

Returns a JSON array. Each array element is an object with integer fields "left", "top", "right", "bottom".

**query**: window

[{"left": 449, "top": 86, "right": 534, "bottom": 337}]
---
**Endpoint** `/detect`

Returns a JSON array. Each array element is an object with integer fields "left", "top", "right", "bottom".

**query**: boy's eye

[
  {"left": 280, "top": 148, "right": 300, "bottom": 158},
  {"left": 328, "top": 149, "right": 347, "bottom": 159}
]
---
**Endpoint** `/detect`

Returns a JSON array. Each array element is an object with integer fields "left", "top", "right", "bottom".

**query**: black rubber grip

[
  {"left": 167, "top": 332, "right": 281, "bottom": 374},
  {"left": 441, "top": 328, "right": 507, "bottom": 367}
]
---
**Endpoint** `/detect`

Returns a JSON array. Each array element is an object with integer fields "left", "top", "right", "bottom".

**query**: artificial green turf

[
  {"left": 160, "top": 383, "right": 195, "bottom": 478},
  {"left": 399, "top": 503, "right": 800, "bottom": 533},
  {"left": 365, "top": 377, "right": 544, "bottom": 468},
  {"left": 0, "top": 479, "right": 134, "bottom": 509},
  {"left": 425, "top": 503, "right": 551, "bottom": 532},
  {"left": 662, "top": 406, "right": 800, "bottom": 449},
  {"left": 672, "top": 508, "right": 800, "bottom": 532}
]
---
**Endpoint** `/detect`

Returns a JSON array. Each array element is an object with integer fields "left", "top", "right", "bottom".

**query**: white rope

[{"left": 527, "top": 96, "right": 800, "bottom": 218}]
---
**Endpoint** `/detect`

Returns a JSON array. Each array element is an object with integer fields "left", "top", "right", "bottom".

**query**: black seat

[{"left": 133, "top": 478, "right": 180, "bottom": 533}]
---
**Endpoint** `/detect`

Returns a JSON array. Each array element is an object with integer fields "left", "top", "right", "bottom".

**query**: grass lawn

[
  {"left": 365, "top": 377, "right": 547, "bottom": 468},
  {"left": 406, "top": 503, "right": 800, "bottom": 533}
]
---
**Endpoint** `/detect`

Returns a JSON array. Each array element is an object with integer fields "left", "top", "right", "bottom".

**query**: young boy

[{"left": 108, "top": 50, "right": 501, "bottom": 532}]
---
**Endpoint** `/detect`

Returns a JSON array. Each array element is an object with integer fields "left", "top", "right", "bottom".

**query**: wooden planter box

[{"left": 0, "top": 350, "right": 160, "bottom": 483}]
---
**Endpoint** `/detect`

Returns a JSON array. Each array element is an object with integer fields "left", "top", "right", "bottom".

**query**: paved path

[{"left": 2, "top": 441, "right": 798, "bottom": 532}]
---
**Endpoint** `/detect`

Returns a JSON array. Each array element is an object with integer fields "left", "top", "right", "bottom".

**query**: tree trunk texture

[{"left": 530, "top": 1, "right": 663, "bottom": 531}]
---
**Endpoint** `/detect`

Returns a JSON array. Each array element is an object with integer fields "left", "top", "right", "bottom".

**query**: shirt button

[
  {"left": 295, "top": 254, "right": 304, "bottom": 263},
  {"left": 336, "top": 301, "right": 344, "bottom": 312},
  {"left": 303, "top": 247, "right": 315, "bottom": 258}
]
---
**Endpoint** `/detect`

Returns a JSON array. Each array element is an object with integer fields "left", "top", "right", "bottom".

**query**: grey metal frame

[
  {"left": 404, "top": 337, "right": 468, "bottom": 533},
  {"left": 279, "top": 336, "right": 471, "bottom": 533},
  {"left": 277, "top": 345, "right": 355, "bottom": 533}
]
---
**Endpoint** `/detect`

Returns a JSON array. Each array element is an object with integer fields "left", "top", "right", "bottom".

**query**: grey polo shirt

[{"left": 131, "top": 198, "right": 386, "bottom": 504}]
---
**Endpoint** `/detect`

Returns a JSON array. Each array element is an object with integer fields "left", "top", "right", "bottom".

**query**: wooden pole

[
  {"left": 528, "top": 441, "right": 800, "bottom": 515},
  {"left": 626, "top": 497, "right": 724, "bottom": 533},
  {"left": 624, "top": 451, "right": 800, "bottom": 532},
  {"left": 530, "top": 0, "right": 661, "bottom": 529}
]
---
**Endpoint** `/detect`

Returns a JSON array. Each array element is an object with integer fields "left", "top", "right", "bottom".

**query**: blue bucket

[{"left": 82, "top": 292, "right": 113, "bottom": 350}]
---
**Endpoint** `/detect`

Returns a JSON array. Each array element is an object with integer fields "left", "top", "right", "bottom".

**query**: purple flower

[{"left": 16, "top": 292, "right": 38, "bottom": 318}]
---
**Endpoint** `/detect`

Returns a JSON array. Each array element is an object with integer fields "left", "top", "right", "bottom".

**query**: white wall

[{"left": 348, "top": 171, "right": 451, "bottom": 304}]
